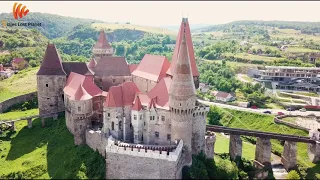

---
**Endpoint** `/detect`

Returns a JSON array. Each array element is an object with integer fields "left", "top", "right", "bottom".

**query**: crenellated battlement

[
  {"left": 205, "top": 131, "right": 216, "bottom": 142},
  {"left": 106, "top": 137, "right": 184, "bottom": 161},
  {"left": 193, "top": 106, "right": 210, "bottom": 116}
]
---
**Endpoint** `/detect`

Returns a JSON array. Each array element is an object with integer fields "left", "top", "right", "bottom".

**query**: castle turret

[
  {"left": 92, "top": 29, "right": 113, "bottom": 62},
  {"left": 37, "top": 44, "right": 66, "bottom": 116},
  {"left": 169, "top": 30, "right": 197, "bottom": 164},
  {"left": 131, "top": 95, "right": 144, "bottom": 144},
  {"left": 167, "top": 17, "right": 200, "bottom": 89}
]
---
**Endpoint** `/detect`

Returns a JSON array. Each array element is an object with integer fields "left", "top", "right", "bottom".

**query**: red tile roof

[
  {"left": 37, "top": 44, "right": 66, "bottom": 76},
  {"left": 214, "top": 91, "right": 233, "bottom": 98},
  {"left": 62, "top": 62, "right": 94, "bottom": 77},
  {"left": 70, "top": 84, "right": 92, "bottom": 101},
  {"left": 12, "top": 58, "right": 25, "bottom": 64},
  {"left": 104, "top": 82, "right": 140, "bottom": 107},
  {"left": 132, "top": 95, "right": 143, "bottom": 111},
  {"left": 148, "top": 77, "right": 171, "bottom": 109},
  {"left": 88, "top": 58, "right": 97, "bottom": 69},
  {"left": 168, "top": 30, "right": 196, "bottom": 98},
  {"left": 148, "top": 97, "right": 157, "bottom": 109},
  {"left": 129, "top": 64, "right": 139, "bottom": 73},
  {"left": 93, "top": 56, "right": 131, "bottom": 77},
  {"left": 166, "top": 18, "right": 199, "bottom": 77},
  {"left": 64, "top": 72, "right": 103, "bottom": 99},
  {"left": 132, "top": 54, "right": 170, "bottom": 82},
  {"left": 94, "top": 29, "right": 112, "bottom": 49}
]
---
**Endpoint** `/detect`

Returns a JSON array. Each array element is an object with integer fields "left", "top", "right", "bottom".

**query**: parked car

[
  {"left": 299, "top": 108, "right": 306, "bottom": 112},
  {"left": 286, "top": 107, "right": 295, "bottom": 111},
  {"left": 263, "top": 110, "right": 272, "bottom": 114},
  {"left": 251, "top": 106, "right": 258, "bottom": 109},
  {"left": 277, "top": 112, "right": 285, "bottom": 116}
]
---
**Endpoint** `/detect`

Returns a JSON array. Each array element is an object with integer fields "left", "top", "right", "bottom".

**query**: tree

[
  {"left": 207, "top": 106, "right": 222, "bottom": 126},
  {"left": 286, "top": 170, "right": 300, "bottom": 180}
]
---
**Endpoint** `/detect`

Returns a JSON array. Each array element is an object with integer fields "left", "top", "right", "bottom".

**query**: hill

[
  {"left": 0, "top": 13, "right": 103, "bottom": 39},
  {"left": 196, "top": 20, "right": 320, "bottom": 35},
  {"left": 0, "top": 113, "right": 105, "bottom": 179}
]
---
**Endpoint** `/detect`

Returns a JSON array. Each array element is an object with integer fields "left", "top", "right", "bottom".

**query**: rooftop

[{"left": 93, "top": 56, "right": 131, "bottom": 77}]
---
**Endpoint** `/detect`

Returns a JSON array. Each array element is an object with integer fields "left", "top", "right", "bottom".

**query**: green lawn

[
  {"left": 0, "top": 114, "right": 105, "bottom": 179},
  {"left": 215, "top": 133, "right": 256, "bottom": 160},
  {"left": 0, "top": 109, "right": 39, "bottom": 121},
  {"left": 211, "top": 106, "right": 320, "bottom": 179},
  {"left": 293, "top": 92, "right": 319, "bottom": 97},
  {"left": 0, "top": 67, "right": 38, "bottom": 102}
]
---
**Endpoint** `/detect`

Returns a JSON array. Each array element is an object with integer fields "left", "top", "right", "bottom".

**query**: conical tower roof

[
  {"left": 88, "top": 58, "right": 97, "bottom": 69},
  {"left": 94, "top": 29, "right": 112, "bottom": 49},
  {"left": 169, "top": 30, "right": 196, "bottom": 99},
  {"left": 37, "top": 44, "right": 66, "bottom": 75},
  {"left": 70, "top": 84, "right": 92, "bottom": 101},
  {"left": 167, "top": 18, "right": 199, "bottom": 77},
  {"left": 132, "top": 95, "right": 143, "bottom": 111}
]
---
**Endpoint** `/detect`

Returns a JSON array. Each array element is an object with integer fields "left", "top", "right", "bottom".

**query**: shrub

[{"left": 287, "top": 170, "right": 300, "bottom": 180}]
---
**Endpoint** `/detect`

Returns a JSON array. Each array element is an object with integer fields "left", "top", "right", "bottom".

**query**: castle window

[
  {"left": 155, "top": 132, "right": 159, "bottom": 138},
  {"left": 134, "top": 115, "right": 137, "bottom": 120},
  {"left": 108, "top": 113, "right": 110, "bottom": 117},
  {"left": 144, "top": 122, "right": 146, "bottom": 126},
  {"left": 80, "top": 125, "right": 82, "bottom": 130},
  {"left": 119, "top": 121, "right": 122, "bottom": 130},
  {"left": 169, "top": 124, "right": 171, "bottom": 128},
  {"left": 47, "top": 98, "right": 50, "bottom": 100},
  {"left": 111, "top": 122, "right": 114, "bottom": 130},
  {"left": 161, "top": 116, "right": 165, "bottom": 121},
  {"left": 99, "top": 114, "right": 102, "bottom": 119},
  {"left": 123, "top": 79, "right": 125, "bottom": 82},
  {"left": 78, "top": 106, "right": 81, "bottom": 112},
  {"left": 130, "top": 123, "right": 132, "bottom": 129},
  {"left": 167, "top": 134, "right": 171, "bottom": 141},
  {"left": 179, "top": 103, "right": 182, "bottom": 107},
  {"left": 62, "top": 95, "right": 64, "bottom": 102},
  {"left": 140, "top": 115, "right": 142, "bottom": 120},
  {"left": 113, "top": 79, "right": 116, "bottom": 83},
  {"left": 46, "top": 84, "right": 48, "bottom": 87},
  {"left": 134, "top": 135, "right": 138, "bottom": 139}
]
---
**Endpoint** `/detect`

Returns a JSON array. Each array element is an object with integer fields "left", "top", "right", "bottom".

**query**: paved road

[{"left": 198, "top": 99, "right": 320, "bottom": 116}]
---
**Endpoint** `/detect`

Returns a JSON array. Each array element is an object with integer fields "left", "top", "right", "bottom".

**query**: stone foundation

[
  {"left": 85, "top": 129, "right": 107, "bottom": 157},
  {"left": 229, "top": 134, "right": 242, "bottom": 161},
  {"left": 281, "top": 141, "right": 297, "bottom": 171},
  {"left": 255, "top": 138, "right": 271, "bottom": 168},
  {"left": 205, "top": 132, "right": 216, "bottom": 159}
]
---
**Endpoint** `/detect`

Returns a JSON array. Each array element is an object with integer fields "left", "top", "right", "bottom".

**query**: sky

[{"left": 1, "top": 1, "right": 320, "bottom": 27}]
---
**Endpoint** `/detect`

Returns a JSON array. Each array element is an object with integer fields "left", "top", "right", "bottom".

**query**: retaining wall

[{"left": 0, "top": 92, "right": 37, "bottom": 113}]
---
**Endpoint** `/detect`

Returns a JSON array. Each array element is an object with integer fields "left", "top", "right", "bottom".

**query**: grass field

[
  {"left": 212, "top": 106, "right": 320, "bottom": 179},
  {"left": 92, "top": 23, "right": 176, "bottom": 36},
  {"left": 0, "top": 109, "right": 39, "bottom": 121},
  {"left": 0, "top": 67, "right": 38, "bottom": 102},
  {"left": 205, "top": 60, "right": 264, "bottom": 74},
  {"left": 0, "top": 114, "right": 105, "bottom": 179},
  {"left": 224, "top": 53, "right": 286, "bottom": 62},
  {"left": 293, "top": 92, "right": 319, "bottom": 97},
  {"left": 285, "top": 46, "right": 320, "bottom": 53},
  {"left": 215, "top": 133, "right": 256, "bottom": 160}
]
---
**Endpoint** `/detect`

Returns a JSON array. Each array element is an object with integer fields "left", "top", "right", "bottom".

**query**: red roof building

[
  {"left": 132, "top": 95, "right": 143, "bottom": 111},
  {"left": 92, "top": 29, "right": 114, "bottom": 59},
  {"left": 104, "top": 82, "right": 140, "bottom": 107},
  {"left": 11, "top": 58, "right": 28, "bottom": 70}
]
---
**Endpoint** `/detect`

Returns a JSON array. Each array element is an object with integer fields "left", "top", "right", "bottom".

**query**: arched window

[{"left": 111, "top": 121, "right": 114, "bottom": 130}]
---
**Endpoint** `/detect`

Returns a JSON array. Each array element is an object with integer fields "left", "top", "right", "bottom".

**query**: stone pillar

[
  {"left": 229, "top": 134, "right": 242, "bottom": 161},
  {"left": 53, "top": 114, "right": 58, "bottom": 121},
  {"left": 205, "top": 132, "right": 216, "bottom": 159},
  {"left": 41, "top": 117, "right": 45, "bottom": 128},
  {"left": 281, "top": 141, "right": 297, "bottom": 171},
  {"left": 308, "top": 130, "right": 320, "bottom": 163},
  {"left": 27, "top": 118, "right": 32, "bottom": 128},
  {"left": 10, "top": 121, "right": 15, "bottom": 131},
  {"left": 255, "top": 138, "right": 271, "bottom": 167}
]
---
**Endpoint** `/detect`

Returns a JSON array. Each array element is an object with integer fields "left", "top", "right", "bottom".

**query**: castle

[{"left": 36, "top": 18, "right": 215, "bottom": 179}]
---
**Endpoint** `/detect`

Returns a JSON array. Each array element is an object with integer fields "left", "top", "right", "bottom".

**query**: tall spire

[
  {"left": 37, "top": 44, "right": 66, "bottom": 76},
  {"left": 94, "top": 29, "right": 112, "bottom": 49},
  {"left": 169, "top": 29, "right": 196, "bottom": 99},
  {"left": 167, "top": 17, "right": 199, "bottom": 77}
]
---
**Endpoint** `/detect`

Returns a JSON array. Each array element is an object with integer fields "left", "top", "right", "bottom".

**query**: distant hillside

[
  {"left": 0, "top": 13, "right": 103, "bottom": 39},
  {"left": 197, "top": 20, "right": 320, "bottom": 35}
]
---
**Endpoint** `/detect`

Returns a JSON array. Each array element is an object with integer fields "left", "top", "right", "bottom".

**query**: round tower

[{"left": 169, "top": 30, "right": 196, "bottom": 164}]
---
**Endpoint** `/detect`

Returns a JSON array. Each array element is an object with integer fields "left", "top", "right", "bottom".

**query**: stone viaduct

[{"left": 206, "top": 125, "right": 320, "bottom": 178}]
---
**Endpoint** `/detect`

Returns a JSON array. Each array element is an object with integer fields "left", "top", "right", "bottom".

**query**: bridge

[
  {"left": 0, "top": 113, "right": 60, "bottom": 132},
  {"left": 206, "top": 125, "right": 316, "bottom": 144},
  {"left": 205, "top": 124, "right": 320, "bottom": 178}
]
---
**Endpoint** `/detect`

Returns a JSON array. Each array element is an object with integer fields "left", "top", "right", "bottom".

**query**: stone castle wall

[
  {"left": 0, "top": 91, "right": 37, "bottom": 113},
  {"left": 192, "top": 106, "right": 209, "bottom": 155},
  {"left": 37, "top": 75, "right": 66, "bottom": 116},
  {"left": 132, "top": 75, "right": 157, "bottom": 93},
  {"left": 85, "top": 129, "right": 107, "bottom": 157},
  {"left": 105, "top": 138, "right": 184, "bottom": 179},
  {"left": 94, "top": 75, "right": 132, "bottom": 91}
]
